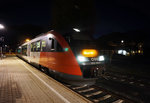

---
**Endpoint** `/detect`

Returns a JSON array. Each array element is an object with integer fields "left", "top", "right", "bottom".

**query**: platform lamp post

[{"left": 0, "top": 24, "right": 5, "bottom": 58}]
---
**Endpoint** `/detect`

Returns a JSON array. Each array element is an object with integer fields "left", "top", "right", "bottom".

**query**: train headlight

[
  {"left": 77, "top": 56, "right": 88, "bottom": 62},
  {"left": 99, "top": 55, "right": 105, "bottom": 61}
]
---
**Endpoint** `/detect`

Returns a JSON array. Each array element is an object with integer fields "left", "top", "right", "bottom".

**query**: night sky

[
  {"left": 0, "top": 0, "right": 51, "bottom": 25},
  {"left": 0, "top": 0, "right": 150, "bottom": 49},
  {"left": 95, "top": 0, "right": 150, "bottom": 38}
]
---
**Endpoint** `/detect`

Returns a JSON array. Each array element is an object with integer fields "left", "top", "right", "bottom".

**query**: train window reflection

[
  {"left": 31, "top": 42, "right": 36, "bottom": 52},
  {"left": 41, "top": 40, "right": 46, "bottom": 52},
  {"left": 36, "top": 41, "right": 41, "bottom": 52}
]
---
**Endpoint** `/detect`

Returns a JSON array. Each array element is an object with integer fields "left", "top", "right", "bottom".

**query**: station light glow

[
  {"left": 118, "top": 50, "right": 123, "bottom": 54},
  {"left": 0, "top": 24, "right": 4, "bottom": 29},
  {"left": 123, "top": 50, "right": 127, "bottom": 55},
  {"left": 138, "top": 50, "right": 141, "bottom": 53},
  {"left": 81, "top": 49, "right": 98, "bottom": 57},
  {"left": 118, "top": 50, "right": 127, "bottom": 55},
  {"left": 121, "top": 40, "right": 124, "bottom": 43},
  {"left": 25, "top": 39, "right": 30, "bottom": 42}
]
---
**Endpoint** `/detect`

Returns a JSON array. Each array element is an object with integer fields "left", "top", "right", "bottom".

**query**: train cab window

[
  {"left": 56, "top": 42, "right": 63, "bottom": 52},
  {"left": 41, "top": 40, "right": 47, "bottom": 52},
  {"left": 51, "top": 38, "right": 55, "bottom": 51},
  {"left": 36, "top": 41, "right": 41, "bottom": 52},
  {"left": 48, "top": 38, "right": 63, "bottom": 52}
]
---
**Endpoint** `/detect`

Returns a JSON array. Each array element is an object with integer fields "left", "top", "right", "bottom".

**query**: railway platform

[{"left": 0, "top": 56, "right": 92, "bottom": 103}]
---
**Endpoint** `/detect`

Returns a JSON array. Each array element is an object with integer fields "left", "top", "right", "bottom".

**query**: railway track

[
  {"left": 104, "top": 72, "right": 150, "bottom": 89},
  {"left": 65, "top": 84, "right": 133, "bottom": 103},
  {"left": 45, "top": 70, "right": 146, "bottom": 103},
  {"left": 63, "top": 71, "right": 150, "bottom": 103},
  {"left": 36, "top": 66, "right": 149, "bottom": 103},
  {"left": 95, "top": 72, "right": 150, "bottom": 103}
]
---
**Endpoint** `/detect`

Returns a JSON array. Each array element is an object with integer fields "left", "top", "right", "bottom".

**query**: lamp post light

[
  {"left": 25, "top": 38, "right": 30, "bottom": 42},
  {"left": 73, "top": 28, "right": 80, "bottom": 32},
  {"left": 0, "top": 24, "right": 5, "bottom": 58},
  {"left": 0, "top": 24, "right": 5, "bottom": 29},
  {"left": 121, "top": 40, "right": 124, "bottom": 43}
]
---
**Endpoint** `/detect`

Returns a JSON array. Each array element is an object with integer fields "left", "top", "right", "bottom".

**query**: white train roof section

[{"left": 21, "top": 30, "right": 54, "bottom": 46}]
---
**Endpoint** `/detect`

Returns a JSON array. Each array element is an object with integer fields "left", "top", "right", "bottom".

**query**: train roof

[
  {"left": 21, "top": 30, "right": 54, "bottom": 46},
  {"left": 20, "top": 30, "right": 94, "bottom": 47}
]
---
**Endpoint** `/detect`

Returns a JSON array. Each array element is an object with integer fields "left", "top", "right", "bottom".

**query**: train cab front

[
  {"left": 63, "top": 33, "right": 106, "bottom": 86},
  {"left": 75, "top": 49, "right": 105, "bottom": 85},
  {"left": 77, "top": 49, "right": 105, "bottom": 78}
]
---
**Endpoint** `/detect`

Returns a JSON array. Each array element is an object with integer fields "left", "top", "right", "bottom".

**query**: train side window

[
  {"left": 36, "top": 41, "right": 41, "bottom": 52},
  {"left": 41, "top": 40, "right": 47, "bottom": 52},
  {"left": 33, "top": 43, "right": 36, "bottom": 52},
  {"left": 31, "top": 43, "right": 33, "bottom": 51},
  {"left": 31, "top": 42, "right": 36, "bottom": 52}
]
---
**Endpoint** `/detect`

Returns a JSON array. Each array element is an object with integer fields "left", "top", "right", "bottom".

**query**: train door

[
  {"left": 21, "top": 45, "right": 27, "bottom": 59},
  {"left": 30, "top": 41, "right": 41, "bottom": 66},
  {"left": 27, "top": 44, "right": 30, "bottom": 62},
  {"left": 40, "top": 38, "right": 49, "bottom": 67}
]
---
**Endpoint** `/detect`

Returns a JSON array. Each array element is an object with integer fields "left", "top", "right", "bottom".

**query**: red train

[{"left": 17, "top": 30, "right": 105, "bottom": 85}]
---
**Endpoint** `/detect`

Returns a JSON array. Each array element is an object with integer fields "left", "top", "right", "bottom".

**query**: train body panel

[
  {"left": 39, "top": 31, "right": 82, "bottom": 76},
  {"left": 40, "top": 52, "right": 82, "bottom": 76},
  {"left": 30, "top": 52, "right": 40, "bottom": 64}
]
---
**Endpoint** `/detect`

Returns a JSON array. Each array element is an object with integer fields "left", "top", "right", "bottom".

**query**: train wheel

[
  {"left": 40, "top": 66, "right": 49, "bottom": 75},
  {"left": 44, "top": 68, "right": 49, "bottom": 75}
]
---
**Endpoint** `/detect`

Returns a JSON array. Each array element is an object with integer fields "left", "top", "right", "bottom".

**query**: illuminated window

[
  {"left": 30, "top": 44, "right": 32, "bottom": 51},
  {"left": 31, "top": 42, "right": 36, "bottom": 52},
  {"left": 36, "top": 41, "right": 41, "bottom": 52},
  {"left": 41, "top": 40, "right": 47, "bottom": 52}
]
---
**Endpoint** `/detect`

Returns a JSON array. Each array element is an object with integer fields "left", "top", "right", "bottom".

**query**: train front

[
  {"left": 64, "top": 34, "right": 105, "bottom": 85},
  {"left": 77, "top": 49, "right": 105, "bottom": 78}
]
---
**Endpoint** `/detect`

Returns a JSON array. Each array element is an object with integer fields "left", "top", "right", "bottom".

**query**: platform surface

[{"left": 0, "top": 56, "right": 92, "bottom": 103}]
